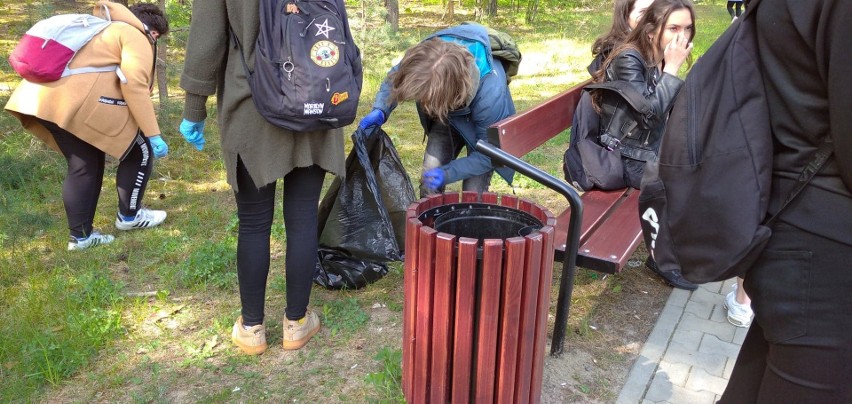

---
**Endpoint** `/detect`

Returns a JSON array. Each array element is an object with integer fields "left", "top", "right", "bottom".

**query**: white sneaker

[
  {"left": 723, "top": 284, "right": 753, "bottom": 328},
  {"left": 115, "top": 208, "right": 167, "bottom": 231},
  {"left": 67, "top": 232, "right": 115, "bottom": 251}
]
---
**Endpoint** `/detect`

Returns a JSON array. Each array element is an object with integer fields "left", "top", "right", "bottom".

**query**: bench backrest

[{"left": 487, "top": 79, "right": 590, "bottom": 157}]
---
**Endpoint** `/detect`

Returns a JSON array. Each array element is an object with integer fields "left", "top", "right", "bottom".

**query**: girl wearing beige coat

[{"left": 4, "top": 2, "right": 170, "bottom": 250}]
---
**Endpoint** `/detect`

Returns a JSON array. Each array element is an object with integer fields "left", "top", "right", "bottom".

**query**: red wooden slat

[
  {"left": 443, "top": 192, "right": 460, "bottom": 204},
  {"left": 576, "top": 190, "right": 643, "bottom": 273},
  {"left": 496, "top": 237, "right": 526, "bottom": 403},
  {"left": 530, "top": 225, "right": 556, "bottom": 404},
  {"left": 552, "top": 188, "right": 630, "bottom": 255},
  {"left": 500, "top": 194, "right": 519, "bottom": 209},
  {"left": 403, "top": 218, "right": 422, "bottom": 400},
  {"left": 461, "top": 191, "right": 479, "bottom": 203},
  {"left": 474, "top": 239, "right": 504, "bottom": 402},
  {"left": 514, "top": 232, "right": 544, "bottom": 403},
  {"left": 430, "top": 233, "right": 456, "bottom": 404},
  {"left": 452, "top": 237, "right": 479, "bottom": 404},
  {"left": 489, "top": 81, "right": 588, "bottom": 157},
  {"left": 413, "top": 226, "right": 437, "bottom": 404},
  {"left": 518, "top": 199, "right": 541, "bottom": 222},
  {"left": 480, "top": 192, "right": 498, "bottom": 204}
]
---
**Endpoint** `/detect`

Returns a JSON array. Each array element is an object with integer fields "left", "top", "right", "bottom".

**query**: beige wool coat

[
  {"left": 180, "top": 0, "right": 346, "bottom": 192},
  {"left": 5, "top": 1, "right": 161, "bottom": 159}
]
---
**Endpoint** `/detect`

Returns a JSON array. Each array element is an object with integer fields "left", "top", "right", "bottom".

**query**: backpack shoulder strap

[
  {"left": 584, "top": 81, "right": 653, "bottom": 116},
  {"left": 765, "top": 137, "right": 833, "bottom": 225}
]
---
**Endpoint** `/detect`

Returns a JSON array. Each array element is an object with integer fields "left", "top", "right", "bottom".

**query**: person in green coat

[{"left": 179, "top": 0, "right": 348, "bottom": 355}]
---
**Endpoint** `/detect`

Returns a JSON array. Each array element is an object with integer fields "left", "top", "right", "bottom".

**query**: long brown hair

[
  {"left": 592, "top": 0, "right": 640, "bottom": 59},
  {"left": 594, "top": 0, "right": 696, "bottom": 84},
  {"left": 389, "top": 38, "right": 475, "bottom": 123}
]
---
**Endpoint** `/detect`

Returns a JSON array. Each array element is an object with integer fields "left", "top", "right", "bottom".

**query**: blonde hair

[{"left": 389, "top": 38, "right": 475, "bottom": 123}]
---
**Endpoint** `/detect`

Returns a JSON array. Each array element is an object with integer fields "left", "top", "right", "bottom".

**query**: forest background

[{"left": 0, "top": 0, "right": 732, "bottom": 402}]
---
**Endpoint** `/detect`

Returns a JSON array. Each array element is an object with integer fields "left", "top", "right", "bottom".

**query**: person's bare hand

[{"left": 663, "top": 33, "right": 693, "bottom": 76}]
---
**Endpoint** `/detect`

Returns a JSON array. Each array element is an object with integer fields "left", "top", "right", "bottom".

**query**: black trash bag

[
  {"left": 314, "top": 127, "right": 416, "bottom": 289},
  {"left": 313, "top": 249, "right": 390, "bottom": 290}
]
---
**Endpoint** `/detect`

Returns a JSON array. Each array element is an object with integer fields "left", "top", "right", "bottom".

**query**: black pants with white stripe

[{"left": 40, "top": 119, "right": 153, "bottom": 239}]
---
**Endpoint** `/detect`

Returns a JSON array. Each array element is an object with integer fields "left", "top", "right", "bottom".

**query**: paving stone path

[{"left": 617, "top": 279, "right": 749, "bottom": 403}]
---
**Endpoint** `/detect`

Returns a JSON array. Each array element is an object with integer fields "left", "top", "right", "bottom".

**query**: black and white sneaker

[
  {"left": 115, "top": 208, "right": 167, "bottom": 231},
  {"left": 67, "top": 232, "right": 115, "bottom": 251}
]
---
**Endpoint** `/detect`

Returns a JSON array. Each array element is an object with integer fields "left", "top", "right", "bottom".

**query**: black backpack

[
  {"left": 232, "top": 0, "right": 363, "bottom": 131},
  {"left": 637, "top": 0, "right": 832, "bottom": 284},
  {"left": 562, "top": 81, "right": 655, "bottom": 191}
]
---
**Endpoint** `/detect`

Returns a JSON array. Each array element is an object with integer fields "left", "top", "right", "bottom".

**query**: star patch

[{"left": 314, "top": 18, "right": 336, "bottom": 38}]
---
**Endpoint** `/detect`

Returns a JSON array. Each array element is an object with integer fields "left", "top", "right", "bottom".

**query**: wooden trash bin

[{"left": 403, "top": 191, "right": 556, "bottom": 404}]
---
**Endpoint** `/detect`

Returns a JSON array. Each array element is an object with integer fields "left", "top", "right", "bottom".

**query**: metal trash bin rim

[{"left": 417, "top": 202, "right": 543, "bottom": 241}]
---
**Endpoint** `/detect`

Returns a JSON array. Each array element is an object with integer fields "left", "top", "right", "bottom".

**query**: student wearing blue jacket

[{"left": 359, "top": 23, "right": 515, "bottom": 197}]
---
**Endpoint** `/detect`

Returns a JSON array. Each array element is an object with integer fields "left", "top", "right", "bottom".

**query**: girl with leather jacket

[
  {"left": 591, "top": 0, "right": 695, "bottom": 189},
  {"left": 588, "top": 0, "right": 698, "bottom": 291}
]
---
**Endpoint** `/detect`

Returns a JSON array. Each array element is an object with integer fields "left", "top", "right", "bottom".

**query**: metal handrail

[{"left": 475, "top": 140, "right": 583, "bottom": 357}]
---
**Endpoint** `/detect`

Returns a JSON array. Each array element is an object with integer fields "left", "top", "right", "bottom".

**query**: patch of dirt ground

[
  {"left": 39, "top": 243, "right": 669, "bottom": 403},
  {"left": 540, "top": 245, "right": 671, "bottom": 403}
]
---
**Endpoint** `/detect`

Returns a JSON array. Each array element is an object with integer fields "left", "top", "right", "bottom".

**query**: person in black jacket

[
  {"left": 720, "top": 1, "right": 852, "bottom": 401},
  {"left": 590, "top": 0, "right": 694, "bottom": 188},
  {"left": 589, "top": 0, "right": 696, "bottom": 290}
]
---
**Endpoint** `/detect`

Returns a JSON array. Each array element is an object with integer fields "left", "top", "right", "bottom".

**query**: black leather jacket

[{"left": 596, "top": 49, "right": 683, "bottom": 162}]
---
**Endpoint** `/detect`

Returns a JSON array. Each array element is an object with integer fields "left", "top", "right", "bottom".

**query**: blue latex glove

[
  {"left": 358, "top": 109, "right": 385, "bottom": 130},
  {"left": 179, "top": 118, "right": 206, "bottom": 151},
  {"left": 149, "top": 135, "right": 168, "bottom": 158},
  {"left": 422, "top": 167, "right": 445, "bottom": 191}
]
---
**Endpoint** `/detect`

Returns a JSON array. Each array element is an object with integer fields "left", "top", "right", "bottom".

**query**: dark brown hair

[{"left": 130, "top": 3, "right": 169, "bottom": 37}]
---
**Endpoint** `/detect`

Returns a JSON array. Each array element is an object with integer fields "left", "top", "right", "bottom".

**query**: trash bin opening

[{"left": 418, "top": 203, "right": 543, "bottom": 241}]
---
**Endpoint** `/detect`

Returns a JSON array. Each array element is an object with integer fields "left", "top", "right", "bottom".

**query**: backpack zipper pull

[
  {"left": 326, "top": 78, "right": 330, "bottom": 92},
  {"left": 282, "top": 57, "right": 294, "bottom": 81}
]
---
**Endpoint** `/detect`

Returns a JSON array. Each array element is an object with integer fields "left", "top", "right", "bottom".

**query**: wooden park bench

[{"left": 483, "top": 80, "right": 645, "bottom": 356}]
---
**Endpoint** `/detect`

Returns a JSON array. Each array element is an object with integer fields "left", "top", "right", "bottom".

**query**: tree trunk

[
  {"left": 443, "top": 0, "right": 455, "bottom": 21},
  {"left": 384, "top": 0, "right": 399, "bottom": 32},
  {"left": 157, "top": 0, "right": 167, "bottom": 105},
  {"left": 485, "top": 0, "right": 497, "bottom": 17},
  {"left": 525, "top": 0, "right": 539, "bottom": 23}
]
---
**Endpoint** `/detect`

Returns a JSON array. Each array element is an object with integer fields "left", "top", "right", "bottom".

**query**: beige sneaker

[
  {"left": 231, "top": 316, "right": 267, "bottom": 355},
  {"left": 282, "top": 309, "right": 321, "bottom": 350}
]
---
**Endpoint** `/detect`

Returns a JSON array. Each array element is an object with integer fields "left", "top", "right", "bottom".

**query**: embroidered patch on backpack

[{"left": 311, "top": 41, "right": 339, "bottom": 67}]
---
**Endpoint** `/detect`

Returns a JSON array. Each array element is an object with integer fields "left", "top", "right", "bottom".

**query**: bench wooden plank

[
  {"left": 487, "top": 80, "right": 644, "bottom": 275},
  {"left": 552, "top": 188, "right": 629, "bottom": 251},
  {"left": 576, "top": 190, "right": 643, "bottom": 273},
  {"left": 488, "top": 80, "right": 590, "bottom": 156}
]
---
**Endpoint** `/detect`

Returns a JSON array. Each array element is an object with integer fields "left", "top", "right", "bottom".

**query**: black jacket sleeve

[{"left": 606, "top": 49, "right": 683, "bottom": 132}]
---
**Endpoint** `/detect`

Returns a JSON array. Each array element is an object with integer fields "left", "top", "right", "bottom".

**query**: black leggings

[
  {"left": 727, "top": 1, "right": 743, "bottom": 18},
  {"left": 234, "top": 158, "right": 325, "bottom": 325},
  {"left": 41, "top": 119, "right": 153, "bottom": 238}
]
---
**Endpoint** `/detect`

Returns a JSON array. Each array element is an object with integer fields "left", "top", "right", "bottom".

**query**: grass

[{"left": 0, "top": 0, "right": 734, "bottom": 402}]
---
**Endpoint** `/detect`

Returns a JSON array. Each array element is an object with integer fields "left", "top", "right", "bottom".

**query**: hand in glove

[
  {"left": 358, "top": 109, "right": 385, "bottom": 130},
  {"left": 149, "top": 135, "right": 169, "bottom": 158},
  {"left": 422, "top": 167, "right": 446, "bottom": 192},
  {"left": 179, "top": 118, "right": 206, "bottom": 151}
]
